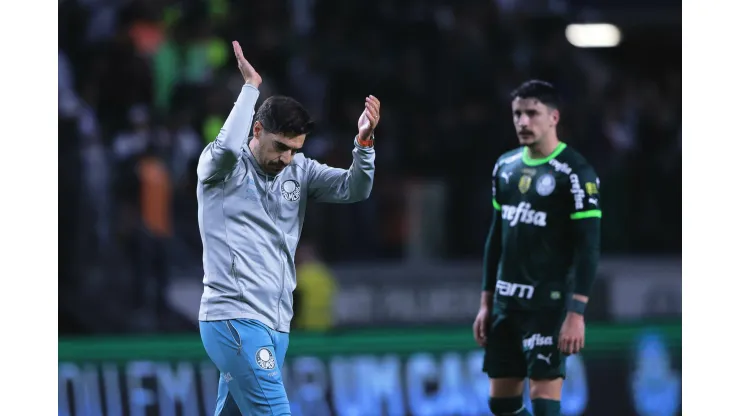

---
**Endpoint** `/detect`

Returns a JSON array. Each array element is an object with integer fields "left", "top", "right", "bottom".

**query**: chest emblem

[
  {"left": 281, "top": 179, "right": 301, "bottom": 202},
  {"left": 518, "top": 175, "right": 532, "bottom": 194},
  {"left": 536, "top": 173, "right": 556, "bottom": 196}
]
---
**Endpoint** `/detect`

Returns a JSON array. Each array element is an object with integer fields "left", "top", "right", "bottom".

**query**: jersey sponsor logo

[
  {"left": 523, "top": 333, "right": 554, "bottom": 350},
  {"left": 496, "top": 280, "right": 535, "bottom": 299},
  {"left": 255, "top": 348, "right": 276, "bottom": 370},
  {"left": 281, "top": 179, "right": 301, "bottom": 202},
  {"left": 518, "top": 175, "right": 532, "bottom": 193},
  {"left": 536, "top": 173, "right": 556, "bottom": 196},
  {"left": 501, "top": 202, "right": 547, "bottom": 227},
  {"left": 570, "top": 174, "right": 585, "bottom": 210},
  {"left": 549, "top": 159, "right": 572, "bottom": 175}
]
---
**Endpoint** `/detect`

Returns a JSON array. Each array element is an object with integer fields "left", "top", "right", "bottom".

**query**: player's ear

[
  {"left": 253, "top": 121, "right": 263, "bottom": 140},
  {"left": 550, "top": 108, "right": 560, "bottom": 126}
]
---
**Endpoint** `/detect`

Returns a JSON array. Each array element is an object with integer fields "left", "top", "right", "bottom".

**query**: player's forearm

[
  {"left": 572, "top": 218, "right": 600, "bottom": 297},
  {"left": 310, "top": 138, "right": 375, "bottom": 203},
  {"left": 197, "top": 84, "right": 260, "bottom": 181},
  {"left": 345, "top": 138, "right": 376, "bottom": 201},
  {"left": 481, "top": 207, "right": 502, "bottom": 292},
  {"left": 480, "top": 291, "right": 493, "bottom": 310}
]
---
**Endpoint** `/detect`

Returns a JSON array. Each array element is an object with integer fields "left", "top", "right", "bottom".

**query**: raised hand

[
  {"left": 357, "top": 95, "right": 381, "bottom": 142},
  {"left": 232, "top": 41, "right": 262, "bottom": 88}
]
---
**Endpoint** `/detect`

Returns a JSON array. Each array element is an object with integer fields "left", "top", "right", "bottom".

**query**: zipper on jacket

[
  {"left": 277, "top": 237, "right": 286, "bottom": 329},
  {"left": 263, "top": 173, "right": 284, "bottom": 328},
  {"left": 272, "top": 174, "right": 288, "bottom": 330},
  {"left": 261, "top": 172, "right": 290, "bottom": 330},
  {"left": 274, "top": 177, "right": 285, "bottom": 329}
]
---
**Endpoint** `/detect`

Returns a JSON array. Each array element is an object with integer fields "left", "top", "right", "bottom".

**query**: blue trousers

[{"left": 200, "top": 319, "right": 291, "bottom": 416}]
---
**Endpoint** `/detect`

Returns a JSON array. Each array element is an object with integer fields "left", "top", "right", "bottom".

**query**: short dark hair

[
  {"left": 510, "top": 80, "right": 561, "bottom": 110},
  {"left": 255, "top": 96, "right": 314, "bottom": 137}
]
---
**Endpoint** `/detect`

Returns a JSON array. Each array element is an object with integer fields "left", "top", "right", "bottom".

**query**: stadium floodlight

[{"left": 565, "top": 23, "right": 622, "bottom": 48}]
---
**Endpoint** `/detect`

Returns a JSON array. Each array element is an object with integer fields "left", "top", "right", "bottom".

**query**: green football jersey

[{"left": 490, "top": 142, "right": 601, "bottom": 312}]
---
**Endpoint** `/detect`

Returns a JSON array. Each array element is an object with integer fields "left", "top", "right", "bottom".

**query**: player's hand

[
  {"left": 559, "top": 312, "right": 585, "bottom": 355},
  {"left": 357, "top": 95, "right": 381, "bottom": 141},
  {"left": 473, "top": 307, "right": 490, "bottom": 347},
  {"left": 232, "top": 41, "right": 262, "bottom": 88}
]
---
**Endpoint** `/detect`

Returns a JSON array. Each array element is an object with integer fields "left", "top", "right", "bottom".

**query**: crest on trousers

[
  {"left": 255, "top": 348, "right": 276, "bottom": 370},
  {"left": 518, "top": 175, "right": 532, "bottom": 194}
]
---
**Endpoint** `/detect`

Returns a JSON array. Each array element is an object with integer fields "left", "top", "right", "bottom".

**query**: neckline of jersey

[{"left": 521, "top": 142, "right": 567, "bottom": 166}]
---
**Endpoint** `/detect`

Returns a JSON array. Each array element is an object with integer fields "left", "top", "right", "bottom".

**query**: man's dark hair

[
  {"left": 510, "top": 80, "right": 561, "bottom": 110},
  {"left": 255, "top": 96, "right": 314, "bottom": 137}
]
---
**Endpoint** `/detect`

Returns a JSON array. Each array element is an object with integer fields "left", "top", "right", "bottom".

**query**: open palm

[
  {"left": 232, "top": 41, "right": 262, "bottom": 88},
  {"left": 357, "top": 95, "right": 381, "bottom": 141}
]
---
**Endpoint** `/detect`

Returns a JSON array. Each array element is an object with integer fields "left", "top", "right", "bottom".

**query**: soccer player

[
  {"left": 472, "top": 80, "right": 601, "bottom": 416},
  {"left": 197, "top": 41, "right": 380, "bottom": 415}
]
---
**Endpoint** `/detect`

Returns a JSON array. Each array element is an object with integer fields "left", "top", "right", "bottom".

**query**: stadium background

[{"left": 58, "top": 0, "right": 681, "bottom": 415}]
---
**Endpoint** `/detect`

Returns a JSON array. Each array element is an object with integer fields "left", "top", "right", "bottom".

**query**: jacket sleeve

[
  {"left": 197, "top": 84, "right": 260, "bottom": 183},
  {"left": 305, "top": 138, "right": 375, "bottom": 203}
]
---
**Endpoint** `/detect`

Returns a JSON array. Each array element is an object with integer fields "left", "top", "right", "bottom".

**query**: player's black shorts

[{"left": 482, "top": 310, "right": 567, "bottom": 380}]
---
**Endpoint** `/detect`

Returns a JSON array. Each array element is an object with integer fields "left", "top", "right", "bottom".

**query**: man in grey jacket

[{"left": 198, "top": 41, "right": 380, "bottom": 416}]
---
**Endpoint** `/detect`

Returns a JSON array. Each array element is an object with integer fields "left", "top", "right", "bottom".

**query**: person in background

[
  {"left": 293, "top": 241, "right": 338, "bottom": 332},
  {"left": 133, "top": 142, "right": 174, "bottom": 319}
]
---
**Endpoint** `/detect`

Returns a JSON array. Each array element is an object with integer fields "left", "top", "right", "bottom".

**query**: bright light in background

[{"left": 565, "top": 23, "right": 622, "bottom": 48}]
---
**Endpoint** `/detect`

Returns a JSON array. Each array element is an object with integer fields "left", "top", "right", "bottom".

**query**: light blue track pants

[{"left": 200, "top": 319, "right": 291, "bottom": 416}]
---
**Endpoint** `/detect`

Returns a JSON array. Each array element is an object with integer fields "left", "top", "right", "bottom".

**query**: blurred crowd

[{"left": 59, "top": 0, "right": 680, "bottom": 333}]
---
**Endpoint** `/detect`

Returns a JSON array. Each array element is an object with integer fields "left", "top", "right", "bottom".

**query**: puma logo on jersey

[
  {"left": 501, "top": 202, "right": 547, "bottom": 227},
  {"left": 501, "top": 171, "right": 512, "bottom": 183},
  {"left": 537, "top": 353, "right": 552, "bottom": 365},
  {"left": 523, "top": 334, "right": 554, "bottom": 350}
]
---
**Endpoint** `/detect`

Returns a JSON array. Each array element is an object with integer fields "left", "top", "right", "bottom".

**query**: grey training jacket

[{"left": 196, "top": 84, "right": 375, "bottom": 332}]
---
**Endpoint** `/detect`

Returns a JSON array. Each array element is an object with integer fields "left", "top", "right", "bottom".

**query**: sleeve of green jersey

[
  {"left": 482, "top": 162, "right": 503, "bottom": 291},
  {"left": 570, "top": 163, "right": 601, "bottom": 297}
]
